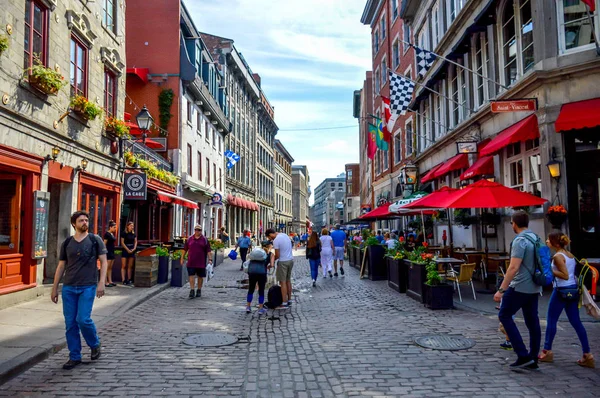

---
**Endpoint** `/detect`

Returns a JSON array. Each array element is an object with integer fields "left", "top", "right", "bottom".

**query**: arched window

[{"left": 500, "top": 0, "right": 534, "bottom": 87}]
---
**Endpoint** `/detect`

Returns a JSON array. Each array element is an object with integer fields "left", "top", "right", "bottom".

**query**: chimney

[{"left": 252, "top": 73, "right": 261, "bottom": 87}]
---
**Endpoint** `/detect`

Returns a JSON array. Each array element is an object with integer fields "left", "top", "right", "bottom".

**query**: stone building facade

[
  {"left": 292, "top": 165, "right": 310, "bottom": 235},
  {"left": 273, "top": 140, "right": 294, "bottom": 234},
  {"left": 256, "top": 88, "right": 277, "bottom": 239}
]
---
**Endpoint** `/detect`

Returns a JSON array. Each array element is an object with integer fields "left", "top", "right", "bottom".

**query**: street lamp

[
  {"left": 546, "top": 148, "right": 561, "bottom": 180},
  {"left": 136, "top": 105, "right": 154, "bottom": 144}
]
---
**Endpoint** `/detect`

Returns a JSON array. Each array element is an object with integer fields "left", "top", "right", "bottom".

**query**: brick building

[{"left": 344, "top": 163, "right": 361, "bottom": 222}]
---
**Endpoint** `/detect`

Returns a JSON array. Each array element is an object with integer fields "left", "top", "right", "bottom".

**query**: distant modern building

[
  {"left": 274, "top": 140, "right": 294, "bottom": 234},
  {"left": 345, "top": 164, "right": 360, "bottom": 223},
  {"left": 312, "top": 174, "right": 346, "bottom": 231},
  {"left": 292, "top": 165, "right": 310, "bottom": 235}
]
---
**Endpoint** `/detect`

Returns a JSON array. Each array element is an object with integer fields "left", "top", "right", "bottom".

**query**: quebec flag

[{"left": 224, "top": 150, "right": 240, "bottom": 170}]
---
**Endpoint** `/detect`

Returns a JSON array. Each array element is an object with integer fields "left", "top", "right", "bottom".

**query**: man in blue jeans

[
  {"left": 330, "top": 224, "right": 347, "bottom": 277},
  {"left": 494, "top": 210, "right": 542, "bottom": 370},
  {"left": 51, "top": 211, "right": 108, "bottom": 370}
]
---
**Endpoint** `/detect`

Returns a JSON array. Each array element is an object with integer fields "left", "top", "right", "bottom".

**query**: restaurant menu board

[{"left": 32, "top": 191, "right": 50, "bottom": 259}]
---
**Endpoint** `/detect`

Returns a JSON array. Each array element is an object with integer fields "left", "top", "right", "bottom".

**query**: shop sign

[
  {"left": 456, "top": 141, "right": 478, "bottom": 154},
  {"left": 32, "top": 191, "right": 50, "bottom": 259},
  {"left": 490, "top": 99, "right": 537, "bottom": 113},
  {"left": 360, "top": 205, "right": 372, "bottom": 214},
  {"left": 209, "top": 192, "right": 224, "bottom": 206},
  {"left": 124, "top": 172, "right": 147, "bottom": 200}
]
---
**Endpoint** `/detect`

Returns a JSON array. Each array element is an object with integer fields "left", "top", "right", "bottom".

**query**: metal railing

[{"left": 123, "top": 140, "right": 173, "bottom": 172}]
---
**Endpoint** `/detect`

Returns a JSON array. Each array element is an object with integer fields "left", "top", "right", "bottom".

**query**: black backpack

[
  {"left": 63, "top": 233, "right": 99, "bottom": 264},
  {"left": 264, "top": 285, "right": 283, "bottom": 309}
]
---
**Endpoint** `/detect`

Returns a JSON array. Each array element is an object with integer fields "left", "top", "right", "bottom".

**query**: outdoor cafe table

[{"left": 434, "top": 257, "right": 465, "bottom": 274}]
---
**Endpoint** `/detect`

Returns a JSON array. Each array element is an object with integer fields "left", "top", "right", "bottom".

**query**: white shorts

[{"left": 333, "top": 247, "right": 344, "bottom": 260}]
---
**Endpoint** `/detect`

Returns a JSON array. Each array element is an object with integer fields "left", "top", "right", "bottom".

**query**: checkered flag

[
  {"left": 416, "top": 46, "right": 436, "bottom": 78},
  {"left": 389, "top": 72, "right": 415, "bottom": 115}
]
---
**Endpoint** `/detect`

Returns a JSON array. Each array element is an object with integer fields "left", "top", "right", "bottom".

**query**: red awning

[
  {"left": 127, "top": 68, "right": 149, "bottom": 84},
  {"left": 156, "top": 190, "right": 199, "bottom": 209},
  {"left": 480, "top": 114, "right": 539, "bottom": 157},
  {"left": 460, "top": 156, "right": 494, "bottom": 180},
  {"left": 421, "top": 164, "right": 443, "bottom": 183},
  {"left": 135, "top": 139, "right": 163, "bottom": 149},
  {"left": 555, "top": 98, "right": 600, "bottom": 133},
  {"left": 432, "top": 153, "right": 469, "bottom": 179},
  {"left": 226, "top": 194, "right": 257, "bottom": 211}
]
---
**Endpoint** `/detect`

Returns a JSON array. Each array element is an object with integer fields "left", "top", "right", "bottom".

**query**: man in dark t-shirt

[{"left": 51, "top": 210, "right": 108, "bottom": 370}]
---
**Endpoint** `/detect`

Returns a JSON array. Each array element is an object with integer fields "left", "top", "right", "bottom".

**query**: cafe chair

[{"left": 447, "top": 263, "right": 477, "bottom": 302}]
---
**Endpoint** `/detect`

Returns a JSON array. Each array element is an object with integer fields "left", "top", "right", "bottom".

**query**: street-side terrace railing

[{"left": 123, "top": 140, "right": 173, "bottom": 172}]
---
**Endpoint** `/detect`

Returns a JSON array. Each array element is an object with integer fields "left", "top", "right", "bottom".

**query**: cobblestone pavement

[{"left": 2, "top": 253, "right": 600, "bottom": 397}]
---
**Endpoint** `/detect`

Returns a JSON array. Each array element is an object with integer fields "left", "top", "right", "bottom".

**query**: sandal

[
  {"left": 538, "top": 350, "right": 554, "bottom": 363},
  {"left": 578, "top": 353, "right": 595, "bottom": 368}
]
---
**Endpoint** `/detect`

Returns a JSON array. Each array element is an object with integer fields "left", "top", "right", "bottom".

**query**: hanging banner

[
  {"left": 32, "top": 191, "right": 50, "bottom": 259},
  {"left": 124, "top": 172, "right": 147, "bottom": 200}
]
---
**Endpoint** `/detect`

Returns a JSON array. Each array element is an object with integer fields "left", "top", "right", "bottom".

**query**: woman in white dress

[{"left": 319, "top": 228, "right": 335, "bottom": 278}]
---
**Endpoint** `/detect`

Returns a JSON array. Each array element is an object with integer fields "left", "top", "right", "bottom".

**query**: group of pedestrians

[
  {"left": 305, "top": 225, "right": 346, "bottom": 287},
  {"left": 494, "top": 210, "right": 594, "bottom": 370}
]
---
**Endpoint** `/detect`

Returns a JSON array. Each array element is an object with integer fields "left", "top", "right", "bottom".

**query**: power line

[{"left": 279, "top": 125, "right": 358, "bottom": 132}]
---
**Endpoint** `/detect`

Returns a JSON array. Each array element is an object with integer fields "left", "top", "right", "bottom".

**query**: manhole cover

[
  {"left": 414, "top": 335, "right": 475, "bottom": 351},
  {"left": 182, "top": 333, "right": 238, "bottom": 347}
]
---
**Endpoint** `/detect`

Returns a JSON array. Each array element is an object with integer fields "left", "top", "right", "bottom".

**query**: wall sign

[
  {"left": 456, "top": 141, "right": 478, "bottom": 154},
  {"left": 490, "top": 99, "right": 537, "bottom": 113},
  {"left": 360, "top": 205, "right": 372, "bottom": 214},
  {"left": 32, "top": 191, "right": 50, "bottom": 259},
  {"left": 124, "top": 172, "right": 147, "bottom": 200},
  {"left": 209, "top": 192, "right": 223, "bottom": 206}
]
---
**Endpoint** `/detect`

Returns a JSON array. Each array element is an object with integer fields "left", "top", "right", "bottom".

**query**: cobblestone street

[{"left": 2, "top": 253, "right": 600, "bottom": 397}]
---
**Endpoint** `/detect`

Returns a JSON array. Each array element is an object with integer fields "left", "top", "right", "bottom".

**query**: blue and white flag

[{"left": 224, "top": 150, "right": 240, "bottom": 169}]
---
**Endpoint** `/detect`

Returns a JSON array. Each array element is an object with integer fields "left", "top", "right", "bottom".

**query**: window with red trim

[
  {"left": 197, "top": 152, "right": 202, "bottom": 182},
  {"left": 187, "top": 144, "right": 193, "bottom": 177},
  {"left": 24, "top": 0, "right": 48, "bottom": 69},
  {"left": 70, "top": 36, "right": 88, "bottom": 97},
  {"left": 104, "top": 69, "right": 117, "bottom": 117}
]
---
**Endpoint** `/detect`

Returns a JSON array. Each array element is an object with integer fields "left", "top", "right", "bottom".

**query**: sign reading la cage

[
  {"left": 124, "top": 172, "right": 147, "bottom": 200},
  {"left": 490, "top": 99, "right": 537, "bottom": 113}
]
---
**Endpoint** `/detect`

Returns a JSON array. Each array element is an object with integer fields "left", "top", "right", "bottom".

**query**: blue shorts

[{"left": 333, "top": 247, "right": 344, "bottom": 260}]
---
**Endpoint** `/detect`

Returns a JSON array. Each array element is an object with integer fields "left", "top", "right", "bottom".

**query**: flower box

[
  {"left": 366, "top": 245, "right": 387, "bottom": 281},
  {"left": 406, "top": 260, "right": 427, "bottom": 303},
  {"left": 387, "top": 257, "right": 408, "bottom": 293},
  {"left": 423, "top": 283, "right": 454, "bottom": 310},
  {"left": 28, "top": 74, "right": 59, "bottom": 95}
]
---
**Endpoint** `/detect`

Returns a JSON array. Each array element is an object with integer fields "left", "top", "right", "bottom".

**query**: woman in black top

[
  {"left": 306, "top": 231, "right": 322, "bottom": 287},
  {"left": 103, "top": 220, "right": 117, "bottom": 287},
  {"left": 120, "top": 221, "right": 137, "bottom": 285}
]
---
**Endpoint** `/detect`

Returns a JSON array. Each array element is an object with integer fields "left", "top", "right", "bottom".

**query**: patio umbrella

[
  {"left": 358, "top": 203, "right": 399, "bottom": 221},
  {"left": 436, "top": 180, "right": 547, "bottom": 209},
  {"left": 136, "top": 138, "right": 163, "bottom": 149}
]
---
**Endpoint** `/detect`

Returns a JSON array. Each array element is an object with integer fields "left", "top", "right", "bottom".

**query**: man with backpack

[
  {"left": 50, "top": 211, "right": 108, "bottom": 370},
  {"left": 494, "top": 210, "right": 542, "bottom": 370}
]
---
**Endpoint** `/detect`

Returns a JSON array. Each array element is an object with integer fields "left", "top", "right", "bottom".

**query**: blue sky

[{"left": 187, "top": 0, "right": 371, "bottom": 202}]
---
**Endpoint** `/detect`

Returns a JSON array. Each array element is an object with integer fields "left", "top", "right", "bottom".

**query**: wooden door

[{"left": 0, "top": 174, "right": 23, "bottom": 287}]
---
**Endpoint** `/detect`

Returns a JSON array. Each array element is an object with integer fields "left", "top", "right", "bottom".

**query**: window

[
  {"left": 505, "top": 138, "right": 541, "bottom": 198},
  {"left": 212, "top": 129, "right": 216, "bottom": 148},
  {"left": 104, "top": 70, "right": 117, "bottom": 117},
  {"left": 432, "top": 2, "right": 440, "bottom": 49},
  {"left": 392, "top": 41, "right": 400, "bottom": 69},
  {"left": 197, "top": 112, "right": 202, "bottom": 135},
  {"left": 187, "top": 101, "right": 192, "bottom": 123},
  {"left": 406, "top": 118, "right": 414, "bottom": 156},
  {"left": 500, "top": 0, "right": 535, "bottom": 86},
  {"left": 417, "top": 25, "right": 428, "bottom": 50},
  {"left": 213, "top": 163, "right": 217, "bottom": 189},
  {"left": 338, "top": 182, "right": 343, "bottom": 187},
  {"left": 197, "top": 152, "right": 202, "bottom": 182},
  {"left": 458, "top": 58, "right": 468, "bottom": 122},
  {"left": 219, "top": 136, "right": 222, "bottom": 152},
  {"left": 381, "top": 58, "right": 387, "bottom": 86},
  {"left": 433, "top": 90, "right": 442, "bottom": 140},
  {"left": 374, "top": 29, "right": 380, "bottom": 53},
  {"left": 375, "top": 69, "right": 381, "bottom": 94},
  {"left": 24, "top": 0, "right": 48, "bottom": 69},
  {"left": 381, "top": 17, "right": 386, "bottom": 40},
  {"left": 449, "top": 66, "right": 459, "bottom": 127},
  {"left": 394, "top": 131, "right": 402, "bottom": 164},
  {"left": 447, "top": 0, "right": 465, "bottom": 26},
  {"left": 375, "top": 151, "right": 381, "bottom": 175},
  {"left": 219, "top": 168, "right": 222, "bottom": 191},
  {"left": 473, "top": 33, "right": 489, "bottom": 109},
  {"left": 187, "top": 144, "right": 193, "bottom": 177},
  {"left": 392, "top": 0, "right": 399, "bottom": 20},
  {"left": 557, "top": 0, "right": 599, "bottom": 53},
  {"left": 206, "top": 159, "right": 210, "bottom": 185},
  {"left": 103, "top": 0, "right": 116, "bottom": 33},
  {"left": 79, "top": 189, "right": 113, "bottom": 236},
  {"left": 420, "top": 98, "right": 430, "bottom": 152},
  {"left": 206, "top": 126, "right": 211, "bottom": 144},
  {"left": 403, "top": 23, "right": 411, "bottom": 52},
  {"left": 70, "top": 36, "right": 88, "bottom": 97}
]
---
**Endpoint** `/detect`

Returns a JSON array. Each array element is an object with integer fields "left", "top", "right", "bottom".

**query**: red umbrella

[
  {"left": 136, "top": 139, "right": 163, "bottom": 149},
  {"left": 359, "top": 203, "right": 398, "bottom": 221},
  {"left": 437, "top": 180, "right": 547, "bottom": 209},
  {"left": 402, "top": 186, "right": 459, "bottom": 210}
]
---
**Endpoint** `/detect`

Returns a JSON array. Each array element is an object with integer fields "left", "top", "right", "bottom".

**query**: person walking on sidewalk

[
  {"left": 494, "top": 211, "right": 542, "bottom": 370},
  {"left": 245, "top": 241, "right": 274, "bottom": 315},
  {"left": 120, "top": 221, "right": 137, "bottom": 286},
  {"left": 235, "top": 231, "right": 253, "bottom": 271},
  {"left": 51, "top": 210, "right": 107, "bottom": 370},
  {"left": 320, "top": 228, "right": 335, "bottom": 279},
  {"left": 266, "top": 228, "right": 294, "bottom": 307},
  {"left": 103, "top": 220, "right": 117, "bottom": 287},
  {"left": 538, "top": 232, "right": 595, "bottom": 368},
  {"left": 219, "top": 226, "right": 230, "bottom": 247},
  {"left": 330, "top": 224, "right": 347, "bottom": 277},
  {"left": 184, "top": 225, "right": 212, "bottom": 299},
  {"left": 306, "top": 231, "right": 322, "bottom": 287}
]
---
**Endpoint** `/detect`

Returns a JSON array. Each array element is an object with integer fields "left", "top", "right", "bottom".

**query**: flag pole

[
  {"left": 388, "top": 67, "right": 473, "bottom": 114},
  {"left": 363, "top": 112, "right": 450, "bottom": 145},
  {"left": 584, "top": 6, "right": 600, "bottom": 56},
  {"left": 401, "top": 40, "right": 510, "bottom": 90}
]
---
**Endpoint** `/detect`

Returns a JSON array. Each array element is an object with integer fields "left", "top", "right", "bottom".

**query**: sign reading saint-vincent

[
  {"left": 124, "top": 172, "right": 147, "bottom": 200},
  {"left": 490, "top": 99, "right": 537, "bottom": 113}
]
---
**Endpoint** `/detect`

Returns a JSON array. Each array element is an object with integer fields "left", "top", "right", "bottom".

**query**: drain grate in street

[
  {"left": 414, "top": 335, "right": 475, "bottom": 351},
  {"left": 182, "top": 333, "right": 238, "bottom": 347}
]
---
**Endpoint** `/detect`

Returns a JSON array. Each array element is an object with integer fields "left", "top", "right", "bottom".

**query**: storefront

[
  {"left": 0, "top": 145, "right": 42, "bottom": 295},
  {"left": 226, "top": 194, "right": 258, "bottom": 241}
]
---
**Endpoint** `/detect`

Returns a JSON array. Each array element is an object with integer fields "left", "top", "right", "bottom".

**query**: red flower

[
  {"left": 422, "top": 242, "right": 429, "bottom": 248},
  {"left": 399, "top": 236, "right": 405, "bottom": 242}
]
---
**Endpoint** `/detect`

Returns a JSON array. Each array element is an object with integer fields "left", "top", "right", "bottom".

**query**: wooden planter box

[
  {"left": 423, "top": 284, "right": 454, "bottom": 310},
  {"left": 367, "top": 245, "right": 387, "bottom": 281},
  {"left": 387, "top": 257, "right": 408, "bottom": 293},
  {"left": 134, "top": 254, "right": 158, "bottom": 287},
  {"left": 406, "top": 260, "right": 427, "bottom": 303},
  {"left": 28, "top": 75, "right": 59, "bottom": 95}
]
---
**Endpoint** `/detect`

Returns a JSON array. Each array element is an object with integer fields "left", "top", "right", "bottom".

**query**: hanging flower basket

[{"left": 546, "top": 205, "right": 568, "bottom": 229}]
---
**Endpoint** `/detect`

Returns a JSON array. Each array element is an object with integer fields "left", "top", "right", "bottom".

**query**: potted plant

[
  {"left": 405, "top": 242, "right": 432, "bottom": 303},
  {"left": 546, "top": 204, "right": 568, "bottom": 229},
  {"left": 423, "top": 260, "right": 454, "bottom": 310},
  {"left": 171, "top": 250, "right": 185, "bottom": 287},
  {"left": 105, "top": 116, "right": 130, "bottom": 138},
  {"left": 112, "top": 249, "right": 123, "bottom": 283},
  {"left": 70, "top": 95, "right": 102, "bottom": 121},
  {"left": 209, "top": 238, "right": 225, "bottom": 267},
  {"left": 0, "top": 34, "right": 9, "bottom": 56},
  {"left": 454, "top": 209, "right": 478, "bottom": 229},
  {"left": 26, "top": 59, "right": 67, "bottom": 95},
  {"left": 364, "top": 236, "right": 386, "bottom": 281},
  {"left": 156, "top": 246, "right": 170, "bottom": 284},
  {"left": 386, "top": 238, "right": 408, "bottom": 293}
]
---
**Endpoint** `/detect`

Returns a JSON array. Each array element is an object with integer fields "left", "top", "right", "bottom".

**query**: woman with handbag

[
  {"left": 306, "top": 231, "right": 321, "bottom": 287},
  {"left": 539, "top": 232, "right": 594, "bottom": 368}
]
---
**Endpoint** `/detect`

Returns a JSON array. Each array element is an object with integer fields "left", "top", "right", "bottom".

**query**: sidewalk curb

[{"left": 0, "top": 282, "right": 171, "bottom": 385}]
